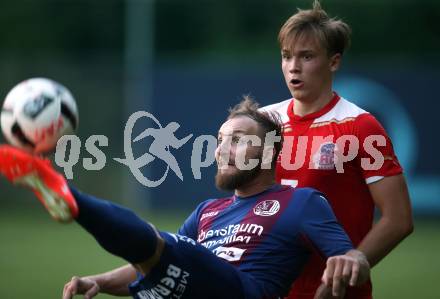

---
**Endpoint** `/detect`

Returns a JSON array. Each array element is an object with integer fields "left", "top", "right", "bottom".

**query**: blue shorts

[{"left": 129, "top": 232, "right": 264, "bottom": 299}]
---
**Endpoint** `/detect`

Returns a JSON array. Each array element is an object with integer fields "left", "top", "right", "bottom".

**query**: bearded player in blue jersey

[{"left": 0, "top": 97, "right": 369, "bottom": 299}]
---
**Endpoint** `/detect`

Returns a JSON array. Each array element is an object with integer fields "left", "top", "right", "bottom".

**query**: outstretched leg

[
  {"left": 0, "top": 145, "right": 162, "bottom": 271},
  {"left": 70, "top": 186, "right": 161, "bottom": 266}
]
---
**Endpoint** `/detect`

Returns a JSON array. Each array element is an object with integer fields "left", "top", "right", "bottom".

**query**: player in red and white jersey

[{"left": 262, "top": 1, "right": 413, "bottom": 299}]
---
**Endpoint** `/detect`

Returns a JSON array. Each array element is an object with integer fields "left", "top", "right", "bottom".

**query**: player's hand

[
  {"left": 321, "top": 250, "right": 370, "bottom": 297},
  {"left": 63, "top": 276, "right": 100, "bottom": 299}
]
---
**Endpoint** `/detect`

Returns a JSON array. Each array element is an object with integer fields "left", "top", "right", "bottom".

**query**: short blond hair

[{"left": 278, "top": 0, "right": 351, "bottom": 56}]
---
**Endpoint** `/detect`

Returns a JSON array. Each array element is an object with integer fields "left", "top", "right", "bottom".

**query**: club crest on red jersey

[
  {"left": 253, "top": 200, "right": 280, "bottom": 216},
  {"left": 312, "top": 142, "right": 336, "bottom": 170}
]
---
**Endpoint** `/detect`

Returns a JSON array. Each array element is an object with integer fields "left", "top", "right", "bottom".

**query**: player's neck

[
  {"left": 234, "top": 171, "right": 276, "bottom": 198},
  {"left": 293, "top": 90, "right": 334, "bottom": 117}
]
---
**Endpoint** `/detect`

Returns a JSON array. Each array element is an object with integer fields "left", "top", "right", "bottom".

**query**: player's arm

[
  {"left": 297, "top": 189, "right": 370, "bottom": 298},
  {"left": 354, "top": 114, "right": 413, "bottom": 266},
  {"left": 63, "top": 264, "right": 137, "bottom": 299},
  {"left": 357, "top": 174, "right": 413, "bottom": 267}
]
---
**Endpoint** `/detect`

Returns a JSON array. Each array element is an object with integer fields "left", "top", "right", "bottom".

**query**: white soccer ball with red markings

[{"left": 1, "top": 78, "right": 79, "bottom": 154}]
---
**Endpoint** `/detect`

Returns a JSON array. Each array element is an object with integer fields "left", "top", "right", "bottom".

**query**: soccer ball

[{"left": 1, "top": 78, "right": 79, "bottom": 154}]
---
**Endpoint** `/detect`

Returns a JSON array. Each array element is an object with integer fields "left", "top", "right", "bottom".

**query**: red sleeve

[{"left": 354, "top": 113, "right": 402, "bottom": 183}]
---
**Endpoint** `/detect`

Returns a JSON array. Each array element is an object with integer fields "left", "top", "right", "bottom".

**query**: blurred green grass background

[
  {"left": 0, "top": 206, "right": 440, "bottom": 299},
  {"left": 0, "top": 206, "right": 438, "bottom": 299}
]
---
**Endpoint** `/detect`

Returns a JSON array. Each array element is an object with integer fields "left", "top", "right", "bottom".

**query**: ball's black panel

[
  {"left": 61, "top": 102, "right": 78, "bottom": 130},
  {"left": 22, "top": 95, "right": 54, "bottom": 119},
  {"left": 11, "top": 122, "right": 35, "bottom": 148}
]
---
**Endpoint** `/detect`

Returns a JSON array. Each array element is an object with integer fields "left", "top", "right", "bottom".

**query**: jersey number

[{"left": 280, "top": 179, "right": 298, "bottom": 187}]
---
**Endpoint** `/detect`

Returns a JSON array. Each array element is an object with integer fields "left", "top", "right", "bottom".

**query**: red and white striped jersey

[{"left": 262, "top": 93, "right": 402, "bottom": 299}]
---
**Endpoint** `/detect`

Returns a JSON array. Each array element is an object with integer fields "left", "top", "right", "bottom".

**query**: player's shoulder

[
  {"left": 314, "top": 96, "right": 368, "bottom": 124},
  {"left": 336, "top": 97, "right": 388, "bottom": 135},
  {"left": 291, "top": 187, "right": 329, "bottom": 208},
  {"left": 187, "top": 196, "right": 233, "bottom": 225},
  {"left": 292, "top": 187, "right": 320, "bottom": 199},
  {"left": 259, "top": 98, "right": 292, "bottom": 123},
  {"left": 315, "top": 96, "right": 387, "bottom": 133},
  {"left": 197, "top": 196, "right": 234, "bottom": 213},
  {"left": 270, "top": 185, "right": 319, "bottom": 203},
  {"left": 272, "top": 185, "right": 318, "bottom": 200}
]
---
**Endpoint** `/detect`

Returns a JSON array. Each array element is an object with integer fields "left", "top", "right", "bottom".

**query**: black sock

[{"left": 69, "top": 186, "right": 158, "bottom": 264}]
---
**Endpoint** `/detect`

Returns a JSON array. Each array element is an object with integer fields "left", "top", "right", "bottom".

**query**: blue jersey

[
  {"left": 129, "top": 185, "right": 352, "bottom": 299},
  {"left": 178, "top": 185, "right": 353, "bottom": 297}
]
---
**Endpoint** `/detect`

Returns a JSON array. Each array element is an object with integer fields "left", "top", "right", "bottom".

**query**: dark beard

[{"left": 215, "top": 166, "right": 261, "bottom": 191}]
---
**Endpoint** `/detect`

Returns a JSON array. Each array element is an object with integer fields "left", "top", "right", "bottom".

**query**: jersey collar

[
  {"left": 287, "top": 92, "right": 340, "bottom": 122},
  {"left": 234, "top": 184, "right": 285, "bottom": 201}
]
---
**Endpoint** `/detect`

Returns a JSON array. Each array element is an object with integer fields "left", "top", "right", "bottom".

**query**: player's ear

[{"left": 329, "top": 53, "right": 342, "bottom": 72}]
